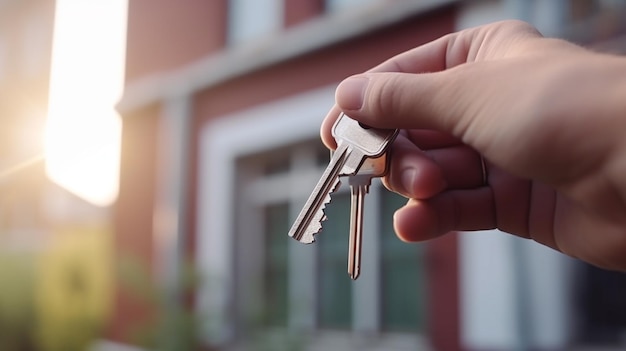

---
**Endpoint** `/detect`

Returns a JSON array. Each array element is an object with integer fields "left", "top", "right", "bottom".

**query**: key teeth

[{"left": 306, "top": 178, "right": 341, "bottom": 243}]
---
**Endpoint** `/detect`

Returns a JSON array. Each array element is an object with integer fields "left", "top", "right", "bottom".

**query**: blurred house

[
  {"left": 113, "top": 1, "right": 626, "bottom": 350},
  {"left": 0, "top": 0, "right": 116, "bottom": 256},
  {"left": 0, "top": 2, "right": 56, "bottom": 349},
  {"left": 1, "top": 1, "right": 116, "bottom": 351}
]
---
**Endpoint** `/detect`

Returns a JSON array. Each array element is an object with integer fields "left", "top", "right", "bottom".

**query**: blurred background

[{"left": 1, "top": 0, "right": 626, "bottom": 350}]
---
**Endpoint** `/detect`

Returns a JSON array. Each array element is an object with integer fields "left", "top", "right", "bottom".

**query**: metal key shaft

[
  {"left": 348, "top": 175, "right": 369, "bottom": 280},
  {"left": 345, "top": 153, "right": 388, "bottom": 280},
  {"left": 288, "top": 144, "right": 349, "bottom": 243}
]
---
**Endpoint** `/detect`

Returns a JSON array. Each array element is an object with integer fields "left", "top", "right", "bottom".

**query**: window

[
  {"left": 317, "top": 192, "right": 352, "bottom": 329},
  {"left": 263, "top": 202, "right": 290, "bottom": 327},
  {"left": 227, "top": 0, "right": 283, "bottom": 46},
  {"left": 380, "top": 190, "right": 425, "bottom": 332},
  {"left": 198, "top": 86, "right": 428, "bottom": 349}
]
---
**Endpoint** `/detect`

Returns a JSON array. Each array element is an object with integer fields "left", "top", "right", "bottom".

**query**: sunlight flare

[{"left": 45, "top": 0, "right": 127, "bottom": 206}]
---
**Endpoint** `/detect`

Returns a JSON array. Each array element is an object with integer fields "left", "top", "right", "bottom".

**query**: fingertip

[
  {"left": 335, "top": 75, "right": 368, "bottom": 112},
  {"left": 400, "top": 165, "right": 448, "bottom": 199},
  {"left": 321, "top": 106, "right": 341, "bottom": 149},
  {"left": 393, "top": 199, "right": 441, "bottom": 242}
]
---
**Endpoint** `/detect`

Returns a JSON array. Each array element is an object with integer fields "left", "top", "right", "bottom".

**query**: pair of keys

[{"left": 288, "top": 114, "right": 399, "bottom": 280}]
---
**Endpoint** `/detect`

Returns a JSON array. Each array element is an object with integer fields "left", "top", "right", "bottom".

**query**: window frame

[
  {"left": 196, "top": 85, "right": 428, "bottom": 349},
  {"left": 197, "top": 85, "right": 334, "bottom": 345}
]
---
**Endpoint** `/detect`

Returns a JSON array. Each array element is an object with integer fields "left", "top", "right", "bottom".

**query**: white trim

[
  {"left": 459, "top": 230, "right": 574, "bottom": 350},
  {"left": 196, "top": 85, "right": 335, "bottom": 344},
  {"left": 460, "top": 230, "right": 521, "bottom": 349}
]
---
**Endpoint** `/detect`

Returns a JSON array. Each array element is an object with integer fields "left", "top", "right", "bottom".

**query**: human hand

[{"left": 321, "top": 20, "right": 626, "bottom": 270}]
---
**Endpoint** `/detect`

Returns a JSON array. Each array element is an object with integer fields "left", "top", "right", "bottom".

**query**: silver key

[
  {"left": 288, "top": 114, "right": 398, "bottom": 244},
  {"left": 347, "top": 153, "right": 389, "bottom": 280}
]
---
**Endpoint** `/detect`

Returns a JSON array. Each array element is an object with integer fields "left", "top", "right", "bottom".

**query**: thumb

[{"left": 335, "top": 72, "right": 476, "bottom": 137}]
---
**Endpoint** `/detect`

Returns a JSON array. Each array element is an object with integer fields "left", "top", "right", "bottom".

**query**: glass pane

[
  {"left": 380, "top": 191, "right": 426, "bottom": 331},
  {"left": 317, "top": 192, "right": 352, "bottom": 329},
  {"left": 580, "top": 264, "right": 626, "bottom": 344},
  {"left": 264, "top": 203, "right": 289, "bottom": 326},
  {"left": 315, "top": 146, "right": 331, "bottom": 167},
  {"left": 264, "top": 152, "right": 290, "bottom": 175}
]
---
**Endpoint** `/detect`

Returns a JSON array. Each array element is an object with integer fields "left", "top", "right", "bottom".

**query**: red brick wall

[
  {"left": 124, "top": 0, "right": 228, "bottom": 82},
  {"left": 110, "top": 105, "right": 160, "bottom": 342},
  {"left": 284, "top": 0, "right": 324, "bottom": 27},
  {"left": 115, "top": 0, "right": 229, "bottom": 340},
  {"left": 192, "top": 8, "right": 456, "bottom": 120}
]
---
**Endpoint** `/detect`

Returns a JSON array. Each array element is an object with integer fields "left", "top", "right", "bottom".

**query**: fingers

[
  {"left": 394, "top": 187, "right": 496, "bottom": 242},
  {"left": 383, "top": 135, "right": 447, "bottom": 199},
  {"left": 385, "top": 139, "right": 494, "bottom": 242},
  {"left": 425, "top": 146, "right": 485, "bottom": 189},
  {"left": 383, "top": 138, "right": 485, "bottom": 199}
]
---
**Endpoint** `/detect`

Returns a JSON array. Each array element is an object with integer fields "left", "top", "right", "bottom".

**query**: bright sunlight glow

[{"left": 45, "top": 0, "right": 127, "bottom": 206}]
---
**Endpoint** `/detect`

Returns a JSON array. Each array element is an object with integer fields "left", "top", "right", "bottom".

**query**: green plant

[{"left": 0, "top": 251, "right": 37, "bottom": 351}]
